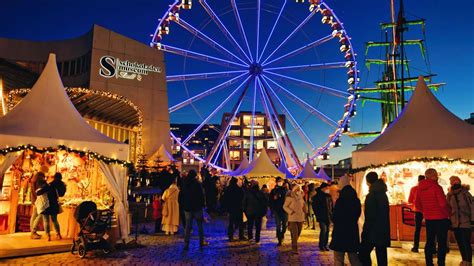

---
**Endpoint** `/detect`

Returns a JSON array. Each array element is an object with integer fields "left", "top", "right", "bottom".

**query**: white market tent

[
  {"left": 297, "top": 161, "right": 318, "bottom": 179},
  {"left": 352, "top": 76, "right": 474, "bottom": 193},
  {"left": 0, "top": 54, "right": 130, "bottom": 239},
  {"left": 239, "top": 149, "right": 284, "bottom": 177},
  {"left": 278, "top": 162, "right": 295, "bottom": 179},
  {"left": 149, "top": 144, "right": 175, "bottom": 163},
  {"left": 352, "top": 76, "right": 474, "bottom": 168},
  {"left": 316, "top": 167, "right": 332, "bottom": 181},
  {"left": 223, "top": 155, "right": 250, "bottom": 176}
]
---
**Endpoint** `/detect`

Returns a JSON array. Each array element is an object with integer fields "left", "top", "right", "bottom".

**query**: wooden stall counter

[{"left": 57, "top": 206, "right": 79, "bottom": 239}]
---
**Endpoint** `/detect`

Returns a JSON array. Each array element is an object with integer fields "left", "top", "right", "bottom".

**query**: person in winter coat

[
  {"left": 270, "top": 177, "right": 289, "bottom": 246},
  {"left": 152, "top": 193, "right": 163, "bottom": 233},
  {"left": 447, "top": 176, "right": 473, "bottom": 266},
  {"left": 179, "top": 170, "right": 208, "bottom": 250},
  {"left": 330, "top": 175, "right": 362, "bottom": 266},
  {"left": 307, "top": 183, "right": 317, "bottom": 230},
  {"left": 30, "top": 166, "right": 48, "bottom": 239},
  {"left": 415, "top": 168, "right": 451, "bottom": 266},
  {"left": 312, "top": 183, "right": 333, "bottom": 251},
  {"left": 222, "top": 177, "right": 245, "bottom": 241},
  {"left": 242, "top": 180, "right": 268, "bottom": 243},
  {"left": 359, "top": 172, "right": 390, "bottom": 266},
  {"left": 408, "top": 175, "right": 426, "bottom": 252},
  {"left": 283, "top": 184, "right": 308, "bottom": 254},
  {"left": 162, "top": 179, "right": 180, "bottom": 235},
  {"left": 36, "top": 172, "right": 66, "bottom": 241}
]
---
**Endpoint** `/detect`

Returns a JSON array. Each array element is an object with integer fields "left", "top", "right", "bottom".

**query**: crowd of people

[{"left": 151, "top": 167, "right": 472, "bottom": 265}]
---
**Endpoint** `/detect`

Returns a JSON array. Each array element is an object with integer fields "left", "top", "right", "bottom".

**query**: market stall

[
  {"left": 352, "top": 77, "right": 474, "bottom": 241},
  {"left": 239, "top": 149, "right": 284, "bottom": 189},
  {"left": 0, "top": 54, "right": 131, "bottom": 243}
]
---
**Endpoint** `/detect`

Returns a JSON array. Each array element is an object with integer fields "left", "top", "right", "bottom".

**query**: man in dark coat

[
  {"left": 222, "top": 177, "right": 245, "bottom": 241},
  {"left": 178, "top": 170, "right": 208, "bottom": 250},
  {"left": 330, "top": 175, "right": 362, "bottom": 265},
  {"left": 242, "top": 180, "right": 268, "bottom": 243},
  {"left": 312, "top": 183, "right": 333, "bottom": 251},
  {"left": 359, "top": 172, "right": 390, "bottom": 266},
  {"left": 270, "top": 177, "right": 288, "bottom": 246}
]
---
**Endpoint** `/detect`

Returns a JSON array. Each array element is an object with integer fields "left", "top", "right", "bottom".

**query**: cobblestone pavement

[{"left": 0, "top": 216, "right": 462, "bottom": 265}]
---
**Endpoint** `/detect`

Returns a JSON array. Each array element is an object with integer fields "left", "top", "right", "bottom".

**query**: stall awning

[
  {"left": 352, "top": 76, "right": 474, "bottom": 169},
  {"left": 0, "top": 54, "right": 128, "bottom": 160}
]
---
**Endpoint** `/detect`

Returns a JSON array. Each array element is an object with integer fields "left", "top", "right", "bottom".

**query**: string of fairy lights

[
  {"left": 0, "top": 144, "right": 132, "bottom": 167},
  {"left": 350, "top": 157, "right": 474, "bottom": 174},
  {"left": 7, "top": 87, "right": 144, "bottom": 157}
]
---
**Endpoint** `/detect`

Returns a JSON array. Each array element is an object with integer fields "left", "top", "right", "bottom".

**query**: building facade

[
  {"left": 0, "top": 25, "right": 170, "bottom": 162},
  {"left": 221, "top": 111, "right": 284, "bottom": 169}
]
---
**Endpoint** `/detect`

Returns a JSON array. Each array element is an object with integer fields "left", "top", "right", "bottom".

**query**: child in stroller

[{"left": 71, "top": 201, "right": 113, "bottom": 258}]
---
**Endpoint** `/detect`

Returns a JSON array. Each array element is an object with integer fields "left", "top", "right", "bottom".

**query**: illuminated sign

[{"left": 99, "top": 55, "right": 162, "bottom": 81}]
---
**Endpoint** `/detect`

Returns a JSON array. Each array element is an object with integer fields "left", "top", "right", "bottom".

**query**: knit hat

[
  {"left": 338, "top": 175, "right": 350, "bottom": 189},
  {"left": 319, "top": 183, "right": 329, "bottom": 190}
]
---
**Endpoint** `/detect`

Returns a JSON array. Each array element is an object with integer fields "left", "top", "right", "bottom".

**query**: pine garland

[
  {"left": 350, "top": 157, "right": 474, "bottom": 174},
  {"left": 0, "top": 144, "right": 132, "bottom": 167}
]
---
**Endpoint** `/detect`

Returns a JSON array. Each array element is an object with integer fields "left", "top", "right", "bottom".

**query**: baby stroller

[{"left": 71, "top": 201, "right": 113, "bottom": 258}]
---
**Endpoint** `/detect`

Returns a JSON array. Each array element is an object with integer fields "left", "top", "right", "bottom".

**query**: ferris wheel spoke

[
  {"left": 159, "top": 44, "right": 247, "bottom": 69},
  {"left": 249, "top": 79, "right": 258, "bottom": 161},
  {"left": 169, "top": 72, "right": 248, "bottom": 113},
  {"left": 182, "top": 75, "right": 252, "bottom": 146},
  {"left": 256, "top": 0, "right": 261, "bottom": 60},
  {"left": 206, "top": 77, "right": 253, "bottom": 165},
  {"left": 263, "top": 34, "right": 335, "bottom": 66},
  {"left": 260, "top": 75, "right": 316, "bottom": 151},
  {"left": 266, "top": 62, "right": 347, "bottom": 72},
  {"left": 230, "top": 0, "right": 254, "bottom": 62},
  {"left": 199, "top": 0, "right": 252, "bottom": 63},
  {"left": 258, "top": 0, "right": 287, "bottom": 62},
  {"left": 175, "top": 18, "right": 248, "bottom": 66},
  {"left": 263, "top": 75, "right": 339, "bottom": 128},
  {"left": 166, "top": 70, "right": 247, "bottom": 82},
  {"left": 257, "top": 78, "right": 302, "bottom": 168},
  {"left": 261, "top": 11, "right": 317, "bottom": 65},
  {"left": 265, "top": 70, "right": 349, "bottom": 98}
]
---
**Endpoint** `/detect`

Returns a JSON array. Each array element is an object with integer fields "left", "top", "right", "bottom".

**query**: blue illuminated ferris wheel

[{"left": 151, "top": 0, "right": 359, "bottom": 171}]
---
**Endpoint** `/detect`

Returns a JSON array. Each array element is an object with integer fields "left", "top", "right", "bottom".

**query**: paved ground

[{"left": 0, "top": 216, "right": 462, "bottom": 265}]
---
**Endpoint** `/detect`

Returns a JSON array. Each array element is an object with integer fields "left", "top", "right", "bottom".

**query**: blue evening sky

[{"left": 1, "top": 0, "right": 472, "bottom": 165}]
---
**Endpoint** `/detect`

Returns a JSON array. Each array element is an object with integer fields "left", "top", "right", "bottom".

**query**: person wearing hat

[
  {"left": 312, "top": 182, "right": 333, "bottom": 251},
  {"left": 270, "top": 176, "right": 289, "bottom": 246},
  {"left": 242, "top": 180, "right": 268, "bottom": 243},
  {"left": 447, "top": 175, "right": 473, "bottom": 266},
  {"left": 330, "top": 175, "right": 362, "bottom": 265},
  {"left": 29, "top": 165, "right": 49, "bottom": 239}
]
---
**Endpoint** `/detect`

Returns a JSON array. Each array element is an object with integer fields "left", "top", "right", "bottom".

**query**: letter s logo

[{"left": 99, "top": 56, "right": 116, "bottom": 78}]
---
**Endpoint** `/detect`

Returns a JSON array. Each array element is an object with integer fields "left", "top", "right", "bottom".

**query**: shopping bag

[
  {"left": 35, "top": 193, "right": 49, "bottom": 214},
  {"left": 55, "top": 189, "right": 64, "bottom": 214}
]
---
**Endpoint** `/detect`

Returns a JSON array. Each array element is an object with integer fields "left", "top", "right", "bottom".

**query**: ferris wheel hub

[{"left": 249, "top": 63, "right": 263, "bottom": 76}]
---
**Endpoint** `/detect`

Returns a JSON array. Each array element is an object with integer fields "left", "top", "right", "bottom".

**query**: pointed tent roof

[
  {"left": 149, "top": 144, "right": 174, "bottom": 163},
  {"left": 353, "top": 76, "right": 474, "bottom": 168},
  {"left": 297, "top": 161, "right": 319, "bottom": 179},
  {"left": 278, "top": 162, "right": 295, "bottom": 179},
  {"left": 239, "top": 149, "right": 283, "bottom": 177},
  {"left": 224, "top": 155, "right": 250, "bottom": 176},
  {"left": 0, "top": 54, "right": 128, "bottom": 160},
  {"left": 316, "top": 167, "right": 331, "bottom": 181}
]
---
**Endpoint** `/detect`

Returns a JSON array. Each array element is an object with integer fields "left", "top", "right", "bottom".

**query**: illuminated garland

[
  {"left": 350, "top": 157, "right": 474, "bottom": 174},
  {"left": 7, "top": 87, "right": 144, "bottom": 157},
  {"left": 0, "top": 144, "right": 132, "bottom": 167}
]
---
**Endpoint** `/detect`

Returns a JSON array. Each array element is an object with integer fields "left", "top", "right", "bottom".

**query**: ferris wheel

[{"left": 151, "top": 0, "right": 359, "bottom": 171}]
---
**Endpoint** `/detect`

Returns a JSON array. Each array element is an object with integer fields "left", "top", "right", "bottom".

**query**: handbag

[
  {"left": 35, "top": 191, "right": 49, "bottom": 214},
  {"left": 55, "top": 189, "right": 64, "bottom": 214}
]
